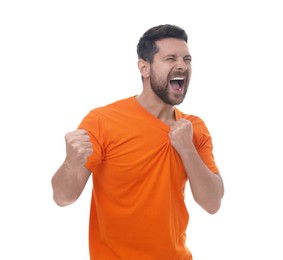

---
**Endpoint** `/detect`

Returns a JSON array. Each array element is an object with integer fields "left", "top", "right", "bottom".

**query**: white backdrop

[{"left": 1, "top": 0, "right": 282, "bottom": 259}]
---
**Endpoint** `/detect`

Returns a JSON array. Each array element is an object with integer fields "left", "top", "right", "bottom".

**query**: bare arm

[
  {"left": 51, "top": 129, "right": 93, "bottom": 207},
  {"left": 169, "top": 119, "right": 224, "bottom": 214}
]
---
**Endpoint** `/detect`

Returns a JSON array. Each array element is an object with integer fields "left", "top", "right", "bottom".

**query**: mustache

[{"left": 170, "top": 71, "right": 189, "bottom": 78}]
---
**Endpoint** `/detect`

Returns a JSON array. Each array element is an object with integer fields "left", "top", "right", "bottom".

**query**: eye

[{"left": 184, "top": 56, "right": 192, "bottom": 63}]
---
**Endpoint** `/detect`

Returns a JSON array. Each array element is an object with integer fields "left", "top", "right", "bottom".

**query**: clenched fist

[
  {"left": 169, "top": 119, "right": 194, "bottom": 156},
  {"left": 64, "top": 129, "right": 93, "bottom": 167}
]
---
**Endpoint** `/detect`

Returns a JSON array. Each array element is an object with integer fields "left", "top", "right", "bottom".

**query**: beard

[{"left": 150, "top": 69, "right": 189, "bottom": 106}]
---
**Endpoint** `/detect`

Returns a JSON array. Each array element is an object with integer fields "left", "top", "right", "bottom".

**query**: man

[{"left": 52, "top": 24, "right": 224, "bottom": 260}]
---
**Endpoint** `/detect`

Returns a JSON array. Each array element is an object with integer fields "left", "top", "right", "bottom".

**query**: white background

[{"left": 1, "top": 0, "right": 282, "bottom": 259}]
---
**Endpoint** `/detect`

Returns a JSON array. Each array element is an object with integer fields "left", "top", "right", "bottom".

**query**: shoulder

[
  {"left": 85, "top": 96, "right": 135, "bottom": 117},
  {"left": 95, "top": 96, "right": 135, "bottom": 113},
  {"left": 79, "top": 96, "right": 137, "bottom": 131}
]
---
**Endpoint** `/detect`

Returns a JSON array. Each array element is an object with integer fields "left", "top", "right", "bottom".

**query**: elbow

[
  {"left": 204, "top": 200, "right": 222, "bottom": 214},
  {"left": 53, "top": 199, "right": 66, "bottom": 207},
  {"left": 51, "top": 178, "right": 77, "bottom": 207},
  {"left": 52, "top": 185, "right": 78, "bottom": 206},
  {"left": 205, "top": 178, "right": 225, "bottom": 214},
  {"left": 195, "top": 196, "right": 223, "bottom": 214},
  {"left": 53, "top": 195, "right": 73, "bottom": 207}
]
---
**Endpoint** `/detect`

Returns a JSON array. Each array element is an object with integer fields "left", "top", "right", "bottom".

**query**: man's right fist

[{"left": 64, "top": 129, "right": 93, "bottom": 167}]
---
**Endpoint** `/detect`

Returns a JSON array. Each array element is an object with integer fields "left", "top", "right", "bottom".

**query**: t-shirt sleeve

[
  {"left": 77, "top": 110, "right": 105, "bottom": 172},
  {"left": 190, "top": 116, "right": 219, "bottom": 174}
]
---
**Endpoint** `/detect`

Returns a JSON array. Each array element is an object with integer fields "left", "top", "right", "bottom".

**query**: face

[{"left": 149, "top": 38, "right": 192, "bottom": 105}]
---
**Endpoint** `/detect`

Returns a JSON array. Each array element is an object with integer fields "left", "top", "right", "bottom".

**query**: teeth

[{"left": 172, "top": 77, "right": 184, "bottom": 80}]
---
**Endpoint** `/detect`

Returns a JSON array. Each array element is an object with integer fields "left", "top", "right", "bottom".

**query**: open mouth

[{"left": 170, "top": 77, "right": 185, "bottom": 92}]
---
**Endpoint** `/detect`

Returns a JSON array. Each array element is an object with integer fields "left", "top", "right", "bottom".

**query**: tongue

[{"left": 171, "top": 82, "right": 181, "bottom": 90}]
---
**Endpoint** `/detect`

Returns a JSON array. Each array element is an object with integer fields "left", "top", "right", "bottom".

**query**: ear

[{"left": 138, "top": 59, "right": 150, "bottom": 78}]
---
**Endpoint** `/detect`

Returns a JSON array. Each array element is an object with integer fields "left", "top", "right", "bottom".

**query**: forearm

[
  {"left": 180, "top": 146, "right": 224, "bottom": 214},
  {"left": 51, "top": 161, "right": 88, "bottom": 207}
]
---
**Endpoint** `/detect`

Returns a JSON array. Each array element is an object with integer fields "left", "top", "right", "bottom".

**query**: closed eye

[
  {"left": 166, "top": 57, "right": 176, "bottom": 61},
  {"left": 184, "top": 55, "right": 192, "bottom": 62}
]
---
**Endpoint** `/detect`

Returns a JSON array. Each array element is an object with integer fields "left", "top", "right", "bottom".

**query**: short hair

[{"left": 137, "top": 24, "right": 188, "bottom": 63}]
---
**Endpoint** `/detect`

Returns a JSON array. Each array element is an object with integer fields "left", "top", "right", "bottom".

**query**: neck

[{"left": 135, "top": 92, "right": 176, "bottom": 126}]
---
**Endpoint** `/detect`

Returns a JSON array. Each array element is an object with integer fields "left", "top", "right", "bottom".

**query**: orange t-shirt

[{"left": 78, "top": 96, "right": 219, "bottom": 260}]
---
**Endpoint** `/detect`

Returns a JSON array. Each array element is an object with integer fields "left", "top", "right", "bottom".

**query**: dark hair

[{"left": 137, "top": 24, "right": 188, "bottom": 63}]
